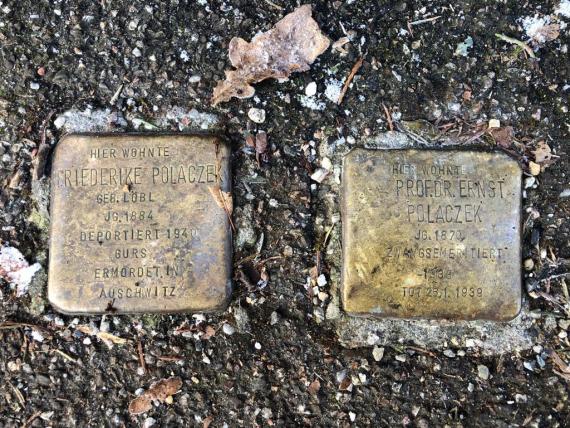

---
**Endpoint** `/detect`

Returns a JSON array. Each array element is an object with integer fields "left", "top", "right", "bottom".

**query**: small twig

[
  {"left": 337, "top": 56, "right": 364, "bottom": 105},
  {"left": 0, "top": 321, "right": 51, "bottom": 334},
  {"left": 255, "top": 255, "right": 283, "bottom": 266},
  {"left": 382, "top": 103, "right": 394, "bottom": 131},
  {"left": 219, "top": 189, "right": 236, "bottom": 233},
  {"left": 157, "top": 355, "right": 184, "bottom": 362},
  {"left": 33, "top": 110, "right": 55, "bottom": 180},
  {"left": 407, "top": 345, "right": 438, "bottom": 358},
  {"left": 137, "top": 339, "right": 147, "bottom": 375},
  {"left": 9, "top": 382, "right": 25, "bottom": 406},
  {"left": 396, "top": 122, "right": 432, "bottom": 146},
  {"left": 409, "top": 16, "right": 441, "bottom": 26},
  {"left": 110, "top": 83, "right": 124, "bottom": 105},
  {"left": 52, "top": 349, "right": 80, "bottom": 365},
  {"left": 495, "top": 33, "right": 536, "bottom": 59},
  {"left": 323, "top": 224, "right": 336, "bottom": 248},
  {"left": 262, "top": 0, "right": 283, "bottom": 10},
  {"left": 539, "top": 273, "right": 570, "bottom": 283},
  {"left": 21, "top": 411, "right": 42, "bottom": 428}
]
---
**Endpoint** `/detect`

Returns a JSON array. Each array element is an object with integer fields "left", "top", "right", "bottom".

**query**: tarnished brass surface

[
  {"left": 48, "top": 134, "right": 232, "bottom": 314},
  {"left": 341, "top": 149, "right": 521, "bottom": 321}
]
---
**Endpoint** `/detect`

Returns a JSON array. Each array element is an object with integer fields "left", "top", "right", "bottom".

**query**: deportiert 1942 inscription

[
  {"left": 341, "top": 149, "right": 522, "bottom": 321},
  {"left": 48, "top": 134, "right": 232, "bottom": 314}
]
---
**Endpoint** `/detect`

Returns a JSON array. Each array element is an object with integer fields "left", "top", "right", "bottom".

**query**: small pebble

[
  {"left": 222, "top": 323, "right": 236, "bottom": 336},
  {"left": 316, "top": 274, "right": 327, "bottom": 287},
  {"left": 54, "top": 116, "right": 66, "bottom": 129},
  {"left": 248, "top": 107, "right": 266, "bottom": 123},
  {"left": 310, "top": 168, "right": 329, "bottom": 183},
  {"left": 395, "top": 354, "right": 407, "bottom": 362},
  {"left": 305, "top": 82, "right": 317, "bottom": 96},
  {"left": 372, "top": 346, "right": 384, "bottom": 362},
  {"left": 477, "top": 364, "right": 490, "bottom": 380},
  {"left": 270, "top": 311, "right": 280, "bottom": 325},
  {"left": 143, "top": 417, "right": 157, "bottom": 428},
  {"left": 30, "top": 82, "right": 40, "bottom": 90},
  {"left": 524, "top": 176, "right": 536, "bottom": 189},
  {"left": 488, "top": 119, "right": 500, "bottom": 128},
  {"left": 444, "top": 349, "right": 456, "bottom": 358},
  {"left": 254, "top": 342, "right": 262, "bottom": 350},
  {"left": 524, "top": 258, "right": 535, "bottom": 271}
]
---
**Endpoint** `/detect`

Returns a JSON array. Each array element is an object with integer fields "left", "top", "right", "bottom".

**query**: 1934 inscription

[
  {"left": 341, "top": 149, "right": 521, "bottom": 321},
  {"left": 48, "top": 134, "right": 232, "bottom": 314}
]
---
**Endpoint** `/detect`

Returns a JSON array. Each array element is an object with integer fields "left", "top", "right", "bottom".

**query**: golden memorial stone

[
  {"left": 48, "top": 134, "right": 232, "bottom": 314},
  {"left": 341, "top": 149, "right": 521, "bottom": 321}
]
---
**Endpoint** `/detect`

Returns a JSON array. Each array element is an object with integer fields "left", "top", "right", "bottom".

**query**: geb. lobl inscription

[
  {"left": 48, "top": 134, "right": 232, "bottom": 314},
  {"left": 341, "top": 149, "right": 522, "bottom": 321}
]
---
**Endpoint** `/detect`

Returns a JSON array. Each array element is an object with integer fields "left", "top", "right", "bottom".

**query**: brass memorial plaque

[
  {"left": 48, "top": 134, "right": 232, "bottom": 314},
  {"left": 341, "top": 149, "right": 521, "bottom": 321}
]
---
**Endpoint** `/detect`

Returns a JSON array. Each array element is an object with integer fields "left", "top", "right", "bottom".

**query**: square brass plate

[
  {"left": 48, "top": 134, "right": 232, "bottom": 314},
  {"left": 341, "top": 149, "right": 521, "bottom": 321}
]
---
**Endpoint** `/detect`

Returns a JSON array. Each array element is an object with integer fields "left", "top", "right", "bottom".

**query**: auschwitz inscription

[
  {"left": 48, "top": 134, "right": 232, "bottom": 314},
  {"left": 341, "top": 149, "right": 521, "bottom": 321}
]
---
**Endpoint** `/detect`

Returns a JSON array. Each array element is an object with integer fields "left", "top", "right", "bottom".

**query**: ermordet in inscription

[
  {"left": 48, "top": 134, "right": 232, "bottom": 314},
  {"left": 341, "top": 149, "right": 522, "bottom": 321}
]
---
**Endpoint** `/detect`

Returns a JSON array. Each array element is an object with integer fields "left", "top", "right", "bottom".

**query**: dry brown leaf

[
  {"left": 245, "top": 133, "right": 255, "bottom": 148},
  {"left": 255, "top": 131, "right": 268, "bottom": 154},
  {"left": 308, "top": 378, "right": 321, "bottom": 395},
  {"left": 203, "top": 416, "right": 214, "bottom": 428},
  {"left": 208, "top": 185, "right": 233, "bottom": 214},
  {"left": 128, "top": 377, "right": 183, "bottom": 415},
  {"left": 339, "top": 377, "right": 352, "bottom": 391},
  {"left": 211, "top": 5, "right": 330, "bottom": 105},
  {"left": 550, "top": 351, "right": 570, "bottom": 382},
  {"left": 202, "top": 325, "right": 216, "bottom": 340},
  {"left": 551, "top": 351, "right": 570, "bottom": 373},
  {"left": 488, "top": 126, "right": 514, "bottom": 148},
  {"left": 530, "top": 23, "right": 560, "bottom": 44}
]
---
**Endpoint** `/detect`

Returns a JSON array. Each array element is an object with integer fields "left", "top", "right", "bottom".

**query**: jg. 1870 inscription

[
  {"left": 48, "top": 134, "right": 232, "bottom": 314},
  {"left": 341, "top": 149, "right": 521, "bottom": 321}
]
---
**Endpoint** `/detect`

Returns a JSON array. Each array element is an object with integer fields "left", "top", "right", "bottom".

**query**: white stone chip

[
  {"left": 248, "top": 107, "right": 266, "bottom": 124},
  {"left": 305, "top": 82, "right": 317, "bottom": 96},
  {"left": 372, "top": 346, "right": 384, "bottom": 362},
  {"left": 477, "top": 364, "right": 490, "bottom": 380}
]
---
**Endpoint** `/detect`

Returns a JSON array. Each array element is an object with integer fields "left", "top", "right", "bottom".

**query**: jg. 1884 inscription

[
  {"left": 341, "top": 149, "right": 521, "bottom": 321},
  {"left": 48, "top": 134, "right": 232, "bottom": 314}
]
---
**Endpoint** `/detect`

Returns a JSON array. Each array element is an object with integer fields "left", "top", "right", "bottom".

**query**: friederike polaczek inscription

[
  {"left": 341, "top": 149, "right": 522, "bottom": 321},
  {"left": 48, "top": 134, "right": 232, "bottom": 314}
]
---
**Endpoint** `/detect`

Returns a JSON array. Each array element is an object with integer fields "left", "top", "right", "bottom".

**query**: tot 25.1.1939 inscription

[
  {"left": 48, "top": 134, "right": 232, "bottom": 314},
  {"left": 341, "top": 149, "right": 522, "bottom": 321}
]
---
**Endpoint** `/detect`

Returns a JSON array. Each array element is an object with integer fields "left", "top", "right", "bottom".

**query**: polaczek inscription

[
  {"left": 341, "top": 149, "right": 522, "bottom": 321},
  {"left": 48, "top": 134, "right": 232, "bottom": 314}
]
